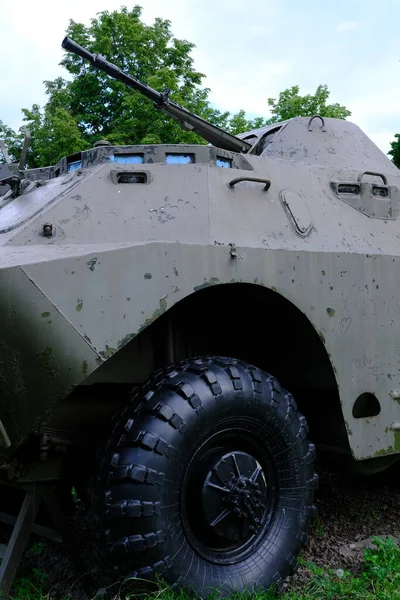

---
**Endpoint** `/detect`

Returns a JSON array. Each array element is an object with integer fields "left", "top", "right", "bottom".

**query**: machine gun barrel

[{"left": 61, "top": 37, "right": 251, "bottom": 154}]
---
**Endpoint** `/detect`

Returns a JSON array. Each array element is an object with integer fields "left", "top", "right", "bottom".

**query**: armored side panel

[{"left": 1, "top": 117, "right": 400, "bottom": 463}]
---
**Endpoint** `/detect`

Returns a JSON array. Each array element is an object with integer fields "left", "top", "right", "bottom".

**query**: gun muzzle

[{"left": 62, "top": 37, "right": 95, "bottom": 64}]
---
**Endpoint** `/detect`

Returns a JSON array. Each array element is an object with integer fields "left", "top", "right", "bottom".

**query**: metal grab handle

[
  {"left": 228, "top": 177, "right": 271, "bottom": 191},
  {"left": 308, "top": 115, "right": 326, "bottom": 132},
  {"left": 357, "top": 171, "right": 388, "bottom": 185}
]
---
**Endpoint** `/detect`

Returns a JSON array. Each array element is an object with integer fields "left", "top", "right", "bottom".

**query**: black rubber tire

[{"left": 91, "top": 357, "right": 317, "bottom": 598}]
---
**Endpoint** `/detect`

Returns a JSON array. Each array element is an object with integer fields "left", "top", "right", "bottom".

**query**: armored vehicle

[{"left": 0, "top": 36, "right": 400, "bottom": 598}]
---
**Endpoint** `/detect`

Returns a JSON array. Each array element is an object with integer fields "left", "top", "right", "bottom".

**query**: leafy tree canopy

[
  {"left": 388, "top": 134, "right": 400, "bottom": 169},
  {"left": 0, "top": 121, "right": 23, "bottom": 163},
  {"left": 1, "top": 5, "right": 352, "bottom": 168},
  {"left": 266, "top": 84, "right": 351, "bottom": 124}
]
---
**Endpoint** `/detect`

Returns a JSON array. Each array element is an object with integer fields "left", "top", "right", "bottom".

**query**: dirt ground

[
  {"left": 289, "top": 465, "right": 400, "bottom": 589},
  {"left": 2, "top": 466, "right": 400, "bottom": 599}
]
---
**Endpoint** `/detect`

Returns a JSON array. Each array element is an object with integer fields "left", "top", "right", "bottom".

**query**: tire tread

[{"left": 89, "top": 356, "right": 317, "bottom": 596}]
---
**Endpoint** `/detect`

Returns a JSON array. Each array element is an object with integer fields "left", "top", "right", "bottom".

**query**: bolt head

[{"left": 42, "top": 223, "right": 53, "bottom": 237}]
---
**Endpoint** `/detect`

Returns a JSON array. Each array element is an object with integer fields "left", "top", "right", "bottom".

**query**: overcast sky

[{"left": 1, "top": 0, "right": 399, "bottom": 154}]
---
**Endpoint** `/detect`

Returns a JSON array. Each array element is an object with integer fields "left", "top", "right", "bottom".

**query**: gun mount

[{"left": 61, "top": 37, "right": 251, "bottom": 154}]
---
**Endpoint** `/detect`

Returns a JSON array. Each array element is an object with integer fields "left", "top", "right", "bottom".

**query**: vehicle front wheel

[{"left": 92, "top": 357, "right": 317, "bottom": 597}]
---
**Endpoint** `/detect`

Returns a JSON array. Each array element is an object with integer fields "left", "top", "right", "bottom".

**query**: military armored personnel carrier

[{"left": 0, "top": 36, "right": 400, "bottom": 598}]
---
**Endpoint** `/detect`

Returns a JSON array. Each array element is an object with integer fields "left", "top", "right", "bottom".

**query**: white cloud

[
  {"left": 365, "top": 130, "right": 394, "bottom": 154},
  {"left": 336, "top": 20, "right": 359, "bottom": 33},
  {"left": 195, "top": 57, "right": 292, "bottom": 115}
]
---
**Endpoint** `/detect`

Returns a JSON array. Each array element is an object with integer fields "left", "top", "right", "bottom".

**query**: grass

[{"left": 5, "top": 536, "right": 400, "bottom": 600}]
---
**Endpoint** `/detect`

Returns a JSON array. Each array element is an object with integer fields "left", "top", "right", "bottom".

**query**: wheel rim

[
  {"left": 181, "top": 424, "right": 278, "bottom": 564},
  {"left": 203, "top": 450, "right": 266, "bottom": 539}
]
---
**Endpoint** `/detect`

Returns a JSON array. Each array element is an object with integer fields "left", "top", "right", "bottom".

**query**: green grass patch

[{"left": 6, "top": 536, "right": 400, "bottom": 600}]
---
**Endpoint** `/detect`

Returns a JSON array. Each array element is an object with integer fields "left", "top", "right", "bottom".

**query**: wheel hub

[{"left": 202, "top": 451, "right": 267, "bottom": 544}]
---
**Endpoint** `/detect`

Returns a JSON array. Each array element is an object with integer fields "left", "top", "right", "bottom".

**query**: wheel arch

[{"left": 50, "top": 282, "right": 348, "bottom": 456}]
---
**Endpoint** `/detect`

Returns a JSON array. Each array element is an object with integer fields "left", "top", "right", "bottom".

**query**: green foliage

[
  {"left": 363, "top": 536, "right": 400, "bottom": 584},
  {"left": 27, "top": 543, "right": 46, "bottom": 557},
  {"left": 310, "top": 515, "right": 325, "bottom": 538},
  {"left": 223, "top": 110, "right": 269, "bottom": 135},
  {"left": 54, "top": 6, "right": 206, "bottom": 146},
  {"left": 266, "top": 84, "right": 351, "bottom": 124},
  {"left": 1, "top": 5, "right": 351, "bottom": 168},
  {"left": 0, "top": 121, "right": 23, "bottom": 164},
  {"left": 388, "top": 133, "right": 400, "bottom": 169},
  {"left": 21, "top": 104, "right": 90, "bottom": 168},
  {"left": 5, "top": 536, "right": 400, "bottom": 599},
  {"left": 11, "top": 568, "right": 48, "bottom": 600},
  {"left": 140, "top": 537, "right": 400, "bottom": 600},
  {"left": 279, "top": 536, "right": 400, "bottom": 600}
]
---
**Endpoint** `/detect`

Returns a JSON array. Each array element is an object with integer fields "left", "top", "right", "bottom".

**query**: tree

[
  {"left": 45, "top": 5, "right": 231, "bottom": 149},
  {"left": 388, "top": 134, "right": 400, "bottom": 169},
  {"left": 224, "top": 110, "right": 268, "bottom": 135},
  {"left": 266, "top": 84, "right": 351, "bottom": 124},
  {"left": 21, "top": 104, "right": 89, "bottom": 168},
  {"left": 0, "top": 121, "right": 23, "bottom": 164},
  {"left": 1, "top": 6, "right": 351, "bottom": 168}
]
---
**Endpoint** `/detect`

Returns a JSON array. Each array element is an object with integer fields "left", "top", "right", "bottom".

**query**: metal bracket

[
  {"left": 331, "top": 171, "right": 398, "bottom": 220},
  {"left": 18, "top": 127, "right": 30, "bottom": 171},
  {"left": 0, "top": 481, "right": 65, "bottom": 596},
  {"left": 229, "top": 243, "right": 243, "bottom": 259},
  {"left": 158, "top": 87, "right": 172, "bottom": 107},
  {"left": 308, "top": 115, "right": 326, "bottom": 132},
  {"left": 0, "top": 140, "right": 11, "bottom": 164}
]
